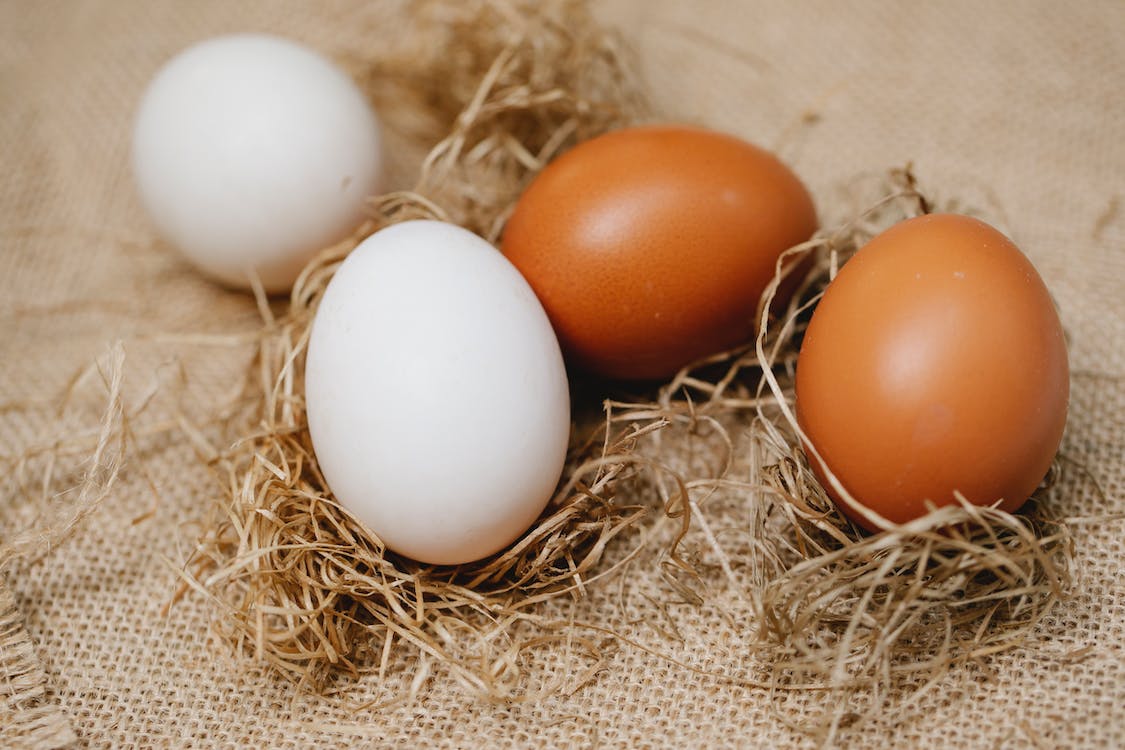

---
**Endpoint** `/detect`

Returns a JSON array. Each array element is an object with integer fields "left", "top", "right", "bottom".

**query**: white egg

[
  {"left": 132, "top": 34, "right": 383, "bottom": 293},
  {"left": 305, "top": 220, "right": 571, "bottom": 565}
]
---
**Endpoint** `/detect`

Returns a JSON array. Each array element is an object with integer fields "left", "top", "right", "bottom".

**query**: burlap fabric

[{"left": 2, "top": 1, "right": 1122, "bottom": 747}]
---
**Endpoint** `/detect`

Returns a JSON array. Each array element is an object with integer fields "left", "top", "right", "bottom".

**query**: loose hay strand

[{"left": 1, "top": 343, "right": 128, "bottom": 571}]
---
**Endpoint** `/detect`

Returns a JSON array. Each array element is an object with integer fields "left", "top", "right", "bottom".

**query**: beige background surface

[{"left": 2, "top": 1, "right": 1123, "bottom": 747}]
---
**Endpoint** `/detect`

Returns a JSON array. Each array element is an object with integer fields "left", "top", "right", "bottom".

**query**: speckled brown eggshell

[
  {"left": 795, "top": 213, "right": 1070, "bottom": 531},
  {"left": 501, "top": 125, "right": 818, "bottom": 381}
]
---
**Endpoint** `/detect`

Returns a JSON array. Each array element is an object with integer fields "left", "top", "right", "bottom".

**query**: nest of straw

[
  {"left": 175, "top": 0, "right": 659, "bottom": 696},
  {"left": 0, "top": 1, "right": 1077, "bottom": 739},
  {"left": 637, "top": 169, "right": 1073, "bottom": 741},
  {"left": 149, "top": 0, "right": 1076, "bottom": 736}
]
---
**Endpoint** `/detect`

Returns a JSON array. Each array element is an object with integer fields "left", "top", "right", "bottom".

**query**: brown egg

[
  {"left": 795, "top": 214, "right": 1069, "bottom": 530},
  {"left": 501, "top": 125, "right": 817, "bottom": 380}
]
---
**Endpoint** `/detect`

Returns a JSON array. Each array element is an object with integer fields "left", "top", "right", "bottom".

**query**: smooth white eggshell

[
  {"left": 132, "top": 33, "right": 383, "bottom": 293},
  {"left": 304, "top": 220, "right": 571, "bottom": 565}
]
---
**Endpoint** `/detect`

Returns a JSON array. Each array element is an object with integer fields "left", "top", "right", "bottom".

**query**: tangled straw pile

[
  {"left": 166, "top": 0, "right": 1076, "bottom": 731},
  {"left": 633, "top": 169, "right": 1073, "bottom": 741},
  {"left": 177, "top": 0, "right": 660, "bottom": 696},
  {"left": 152, "top": 0, "right": 1071, "bottom": 737}
]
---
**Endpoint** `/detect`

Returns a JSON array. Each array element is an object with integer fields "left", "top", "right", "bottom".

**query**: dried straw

[
  {"left": 176, "top": 0, "right": 660, "bottom": 697},
  {"left": 174, "top": 0, "right": 1074, "bottom": 734},
  {"left": 633, "top": 167, "right": 1075, "bottom": 743},
  {"left": 5, "top": 0, "right": 1076, "bottom": 738},
  {"left": 0, "top": 343, "right": 128, "bottom": 571}
]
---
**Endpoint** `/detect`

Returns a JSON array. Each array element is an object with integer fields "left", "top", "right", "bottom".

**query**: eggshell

[
  {"left": 132, "top": 34, "right": 383, "bottom": 293},
  {"left": 304, "top": 220, "right": 571, "bottom": 565},
  {"left": 795, "top": 214, "right": 1069, "bottom": 530},
  {"left": 501, "top": 125, "right": 817, "bottom": 380}
]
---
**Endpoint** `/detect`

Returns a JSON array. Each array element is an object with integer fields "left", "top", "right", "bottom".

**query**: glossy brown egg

[
  {"left": 795, "top": 213, "right": 1069, "bottom": 530},
  {"left": 501, "top": 125, "right": 817, "bottom": 380}
]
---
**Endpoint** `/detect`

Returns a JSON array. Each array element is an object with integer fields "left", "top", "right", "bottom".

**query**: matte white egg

[
  {"left": 305, "top": 220, "right": 571, "bottom": 565},
  {"left": 132, "top": 33, "right": 383, "bottom": 293}
]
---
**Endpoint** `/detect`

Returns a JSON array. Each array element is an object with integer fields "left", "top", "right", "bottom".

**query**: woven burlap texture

[{"left": 2, "top": 1, "right": 1122, "bottom": 747}]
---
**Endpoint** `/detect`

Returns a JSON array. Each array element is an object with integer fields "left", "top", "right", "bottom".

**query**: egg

[
  {"left": 132, "top": 34, "right": 384, "bottom": 293},
  {"left": 304, "top": 220, "right": 571, "bottom": 565},
  {"left": 795, "top": 214, "right": 1069, "bottom": 530},
  {"left": 501, "top": 125, "right": 817, "bottom": 380}
]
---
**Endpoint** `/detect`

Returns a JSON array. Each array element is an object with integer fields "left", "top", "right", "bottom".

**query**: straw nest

[
  {"left": 2, "top": 0, "right": 1077, "bottom": 740},
  {"left": 653, "top": 170, "right": 1074, "bottom": 741},
  {"left": 175, "top": 0, "right": 659, "bottom": 698},
  {"left": 176, "top": 0, "right": 1074, "bottom": 734}
]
